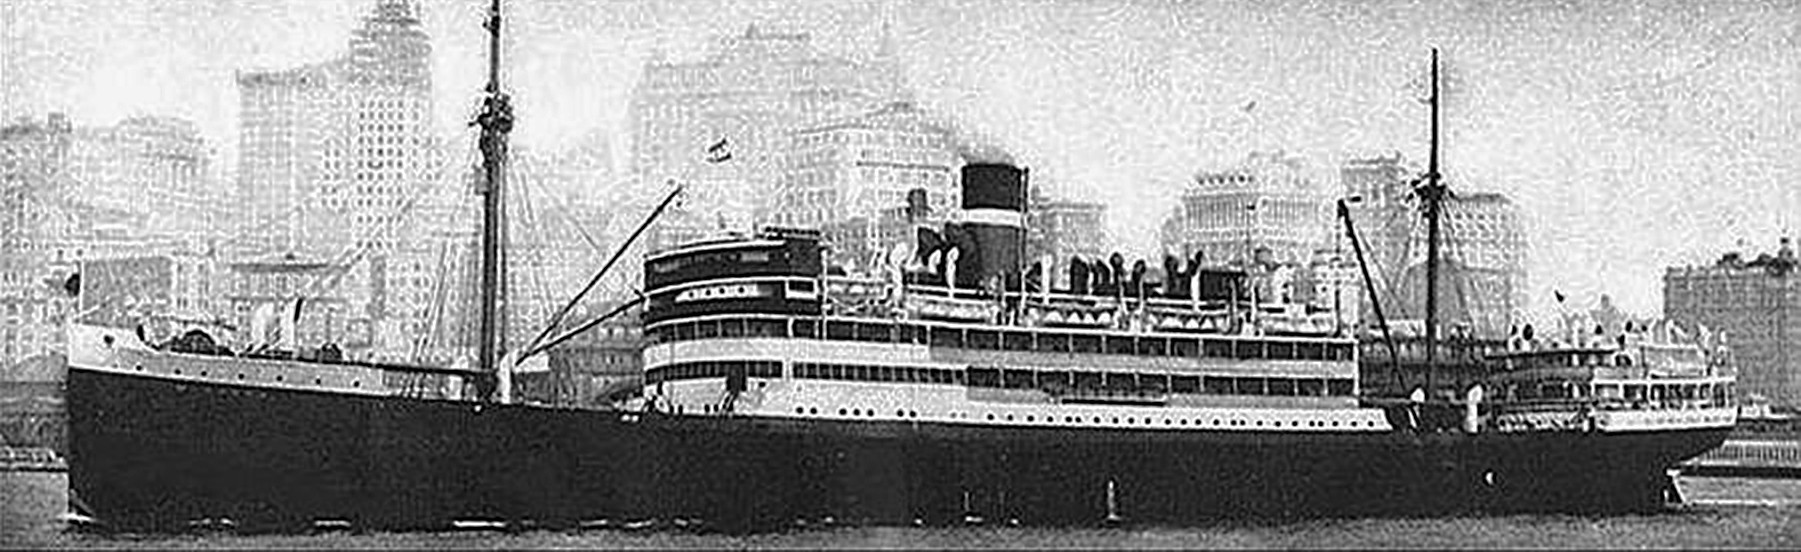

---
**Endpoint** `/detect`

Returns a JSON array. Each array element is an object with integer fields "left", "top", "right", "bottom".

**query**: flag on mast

[{"left": 706, "top": 137, "right": 732, "bottom": 163}]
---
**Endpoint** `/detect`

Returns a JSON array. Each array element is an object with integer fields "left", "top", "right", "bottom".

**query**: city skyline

[{"left": 5, "top": 0, "right": 1799, "bottom": 321}]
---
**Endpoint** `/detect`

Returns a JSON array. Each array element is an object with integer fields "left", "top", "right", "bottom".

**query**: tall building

[
  {"left": 234, "top": 0, "right": 443, "bottom": 361},
  {"left": 1162, "top": 151, "right": 1332, "bottom": 267},
  {"left": 770, "top": 101, "right": 962, "bottom": 266},
  {"left": 628, "top": 24, "right": 907, "bottom": 251},
  {"left": 1027, "top": 195, "right": 1108, "bottom": 287},
  {"left": 1664, "top": 239, "right": 1800, "bottom": 409},
  {"left": 64, "top": 116, "right": 220, "bottom": 238},
  {"left": 1341, "top": 154, "right": 1527, "bottom": 339}
]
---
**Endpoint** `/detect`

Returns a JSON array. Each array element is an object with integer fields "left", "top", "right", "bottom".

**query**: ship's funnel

[{"left": 956, "top": 163, "right": 1026, "bottom": 289}]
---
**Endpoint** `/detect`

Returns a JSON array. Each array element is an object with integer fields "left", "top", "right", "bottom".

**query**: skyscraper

[
  {"left": 1341, "top": 154, "right": 1528, "bottom": 339},
  {"left": 628, "top": 24, "right": 906, "bottom": 251},
  {"left": 770, "top": 100, "right": 962, "bottom": 268},
  {"left": 233, "top": 0, "right": 444, "bottom": 361}
]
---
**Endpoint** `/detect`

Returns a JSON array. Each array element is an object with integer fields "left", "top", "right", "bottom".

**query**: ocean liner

[{"left": 62, "top": 1, "right": 1735, "bottom": 532}]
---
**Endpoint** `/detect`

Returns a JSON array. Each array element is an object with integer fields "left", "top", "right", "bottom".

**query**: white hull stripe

[{"left": 961, "top": 208, "right": 1024, "bottom": 228}]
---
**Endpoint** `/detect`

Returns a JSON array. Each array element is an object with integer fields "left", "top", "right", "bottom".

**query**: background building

[
  {"left": 1162, "top": 151, "right": 1331, "bottom": 267},
  {"left": 233, "top": 0, "right": 449, "bottom": 362},
  {"left": 628, "top": 24, "right": 906, "bottom": 251},
  {"left": 1664, "top": 239, "right": 1800, "bottom": 410},
  {"left": 1341, "top": 154, "right": 1527, "bottom": 339},
  {"left": 771, "top": 101, "right": 962, "bottom": 270},
  {"left": 1027, "top": 194, "right": 1108, "bottom": 288},
  {"left": 64, "top": 116, "right": 221, "bottom": 239}
]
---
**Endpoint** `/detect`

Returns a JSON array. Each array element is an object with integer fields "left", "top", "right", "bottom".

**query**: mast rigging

[{"left": 474, "top": 0, "right": 512, "bottom": 401}]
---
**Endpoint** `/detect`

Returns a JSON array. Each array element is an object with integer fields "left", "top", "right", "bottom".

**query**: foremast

[
  {"left": 1419, "top": 48, "right": 1446, "bottom": 396},
  {"left": 473, "top": 0, "right": 512, "bottom": 402}
]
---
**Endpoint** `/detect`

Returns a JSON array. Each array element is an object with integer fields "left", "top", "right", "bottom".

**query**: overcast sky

[{"left": 4, "top": 0, "right": 1799, "bottom": 321}]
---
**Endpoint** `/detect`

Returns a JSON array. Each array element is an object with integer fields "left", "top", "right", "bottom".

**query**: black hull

[{"left": 68, "top": 367, "right": 1730, "bottom": 532}]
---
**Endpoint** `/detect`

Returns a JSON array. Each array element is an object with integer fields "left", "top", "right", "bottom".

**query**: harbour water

[{"left": 5, "top": 472, "right": 1798, "bottom": 549}]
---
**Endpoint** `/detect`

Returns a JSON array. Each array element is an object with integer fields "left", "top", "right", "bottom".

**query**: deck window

[
  {"left": 968, "top": 330, "right": 999, "bottom": 350},
  {"left": 1297, "top": 342, "right": 1323, "bottom": 360},
  {"left": 1268, "top": 378, "right": 1296, "bottom": 396},
  {"left": 855, "top": 322, "right": 891, "bottom": 343},
  {"left": 750, "top": 319, "right": 786, "bottom": 338},
  {"left": 1235, "top": 341, "right": 1265, "bottom": 360},
  {"left": 792, "top": 319, "right": 818, "bottom": 339},
  {"left": 1297, "top": 378, "right": 1324, "bottom": 396},
  {"left": 1269, "top": 342, "right": 1297, "bottom": 360},
  {"left": 1000, "top": 368, "right": 1032, "bottom": 389},
  {"left": 826, "top": 321, "right": 854, "bottom": 340},
  {"left": 967, "top": 367, "right": 1001, "bottom": 387},
  {"left": 1203, "top": 340, "right": 1233, "bottom": 358},
  {"left": 1234, "top": 377, "right": 1266, "bottom": 395},
  {"left": 1204, "top": 376, "right": 1233, "bottom": 394},
  {"left": 1139, "top": 373, "right": 1169, "bottom": 394},
  {"left": 1327, "top": 378, "right": 1354, "bottom": 396},
  {"left": 1073, "top": 335, "right": 1102, "bottom": 353},
  {"left": 1002, "top": 331, "right": 1033, "bottom": 351},
  {"left": 1171, "top": 375, "right": 1200, "bottom": 394},
  {"left": 931, "top": 327, "right": 962, "bottom": 348},
  {"left": 1075, "top": 371, "right": 1103, "bottom": 392},
  {"left": 1172, "top": 338, "right": 1200, "bottom": 358},
  {"left": 1105, "top": 335, "right": 1135, "bottom": 355},
  {"left": 1136, "top": 338, "right": 1169, "bottom": 356}
]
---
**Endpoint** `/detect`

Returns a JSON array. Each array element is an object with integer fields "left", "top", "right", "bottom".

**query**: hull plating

[{"left": 67, "top": 367, "right": 1729, "bottom": 531}]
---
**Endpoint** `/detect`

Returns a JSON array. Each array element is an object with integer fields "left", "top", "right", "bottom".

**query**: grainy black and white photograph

[{"left": 2, "top": 0, "right": 1800, "bottom": 548}]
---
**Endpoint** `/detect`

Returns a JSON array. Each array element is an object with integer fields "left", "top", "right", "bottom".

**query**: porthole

[
  {"left": 1006, "top": 415, "right": 1015, "bottom": 422},
  {"left": 352, "top": 381, "right": 360, "bottom": 388},
  {"left": 1026, "top": 415, "right": 1035, "bottom": 422},
  {"left": 1164, "top": 419, "right": 1172, "bottom": 425},
  {"left": 136, "top": 365, "right": 144, "bottom": 372},
  {"left": 797, "top": 407, "right": 805, "bottom": 414},
  {"left": 1126, "top": 417, "right": 1134, "bottom": 424},
  {"left": 174, "top": 369, "right": 182, "bottom": 375},
  {"left": 238, "top": 373, "right": 245, "bottom": 380},
  {"left": 810, "top": 408, "right": 819, "bottom": 415},
  {"left": 1093, "top": 417, "right": 1102, "bottom": 423},
  {"left": 275, "top": 375, "right": 284, "bottom": 382},
  {"left": 1179, "top": 419, "right": 1187, "bottom": 426},
  {"left": 201, "top": 371, "right": 208, "bottom": 377},
  {"left": 897, "top": 410, "right": 906, "bottom": 417},
  {"left": 314, "top": 378, "right": 322, "bottom": 385},
  {"left": 840, "top": 408, "right": 848, "bottom": 416},
  {"left": 1212, "top": 419, "right": 1221, "bottom": 426},
  {"left": 1112, "top": 418, "right": 1119, "bottom": 424},
  {"left": 987, "top": 414, "right": 995, "bottom": 421}
]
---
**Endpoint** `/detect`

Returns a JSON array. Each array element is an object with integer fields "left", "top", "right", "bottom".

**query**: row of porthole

[
  {"left": 142, "top": 365, "right": 359, "bottom": 388},
  {"left": 787, "top": 404, "right": 1368, "bottom": 429},
  {"left": 793, "top": 407, "right": 924, "bottom": 419}
]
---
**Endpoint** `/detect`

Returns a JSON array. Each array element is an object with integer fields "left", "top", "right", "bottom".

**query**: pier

[
  {"left": 1682, "top": 440, "right": 1801, "bottom": 478},
  {"left": 0, "top": 446, "right": 66, "bottom": 472}
]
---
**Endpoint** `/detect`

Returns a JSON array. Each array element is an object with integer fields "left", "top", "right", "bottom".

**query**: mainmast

[
  {"left": 474, "top": 0, "right": 513, "bottom": 402},
  {"left": 1421, "top": 48, "right": 1445, "bottom": 396}
]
